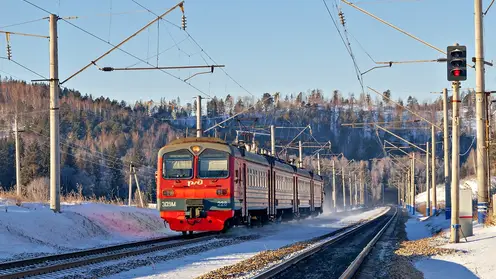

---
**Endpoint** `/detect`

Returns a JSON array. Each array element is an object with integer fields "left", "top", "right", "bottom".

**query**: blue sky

[{"left": 0, "top": 0, "right": 495, "bottom": 105}]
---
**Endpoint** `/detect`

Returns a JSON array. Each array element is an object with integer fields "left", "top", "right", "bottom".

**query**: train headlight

[
  {"left": 216, "top": 189, "right": 228, "bottom": 196},
  {"left": 163, "top": 189, "right": 175, "bottom": 196}
]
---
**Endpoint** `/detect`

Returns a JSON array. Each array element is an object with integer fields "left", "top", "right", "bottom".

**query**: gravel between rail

[
  {"left": 266, "top": 208, "right": 394, "bottom": 279},
  {"left": 195, "top": 207, "right": 392, "bottom": 279}
]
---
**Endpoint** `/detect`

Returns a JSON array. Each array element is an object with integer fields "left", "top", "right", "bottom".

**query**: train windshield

[
  {"left": 198, "top": 149, "right": 229, "bottom": 178},
  {"left": 163, "top": 149, "right": 193, "bottom": 179}
]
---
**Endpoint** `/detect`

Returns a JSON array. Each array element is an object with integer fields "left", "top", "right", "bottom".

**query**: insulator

[
  {"left": 338, "top": 11, "right": 346, "bottom": 26},
  {"left": 181, "top": 15, "right": 187, "bottom": 30},
  {"left": 6, "top": 44, "right": 12, "bottom": 60}
]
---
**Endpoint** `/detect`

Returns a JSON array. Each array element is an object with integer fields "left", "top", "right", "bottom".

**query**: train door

[
  {"left": 293, "top": 176, "right": 298, "bottom": 214},
  {"left": 272, "top": 170, "right": 276, "bottom": 218},
  {"left": 268, "top": 169, "right": 274, "bottom": 218},
  {"left": 242, "top": 163, "right": 247, "bottom": 218},
  {"left": 310, "top": 180, "right": 315, "bottom": 212}
]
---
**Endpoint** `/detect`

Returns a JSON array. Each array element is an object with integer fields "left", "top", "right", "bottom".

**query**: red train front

[{"left": 156, "top": 137, "right": 234, "bottom": 234}]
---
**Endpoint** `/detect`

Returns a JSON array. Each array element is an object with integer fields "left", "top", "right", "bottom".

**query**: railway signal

[{"left": 447, "top": 45, "right": 467, "bottom": 81}]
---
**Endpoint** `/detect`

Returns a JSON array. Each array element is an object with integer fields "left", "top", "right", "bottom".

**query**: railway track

[
  {"left": 251, "top": 206, "right": 397, "bottom": 279},
  {"left": 0, "top": 232, "right": 218, "bottom": 279}
]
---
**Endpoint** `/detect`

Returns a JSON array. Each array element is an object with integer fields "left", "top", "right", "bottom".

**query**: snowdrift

[{"left": 0, "top": 200, "right": 178, "bottom": 261}]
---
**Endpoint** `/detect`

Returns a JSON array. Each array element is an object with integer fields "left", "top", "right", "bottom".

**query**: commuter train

[{"left": 156, "top": 137, "right": 324, "bottom": 234}]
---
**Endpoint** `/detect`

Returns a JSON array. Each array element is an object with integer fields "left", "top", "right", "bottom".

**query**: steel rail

[
  {"left": 339, "top": 207, "right": 398, "bottom": 279},
  {"left": 252, "top": 206, "right": 393, "bottom": 279},
  {"left": 0, "top": 232, "right": 216, "bottom": 279}
]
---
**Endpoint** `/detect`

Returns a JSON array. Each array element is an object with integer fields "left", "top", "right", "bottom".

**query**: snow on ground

[
  {"left": 0, "top": 199, "right": 177, "bottom": 261},
  {"left": 415, "top": 223, "right": 496, "bottom": 279},
  {"left": 405, "top": 211, "right": 450, "bottom": 241},
  {"left": 415, "top": 176, "right": 496, "bottom": 205},
  {"left": 101, "top": 206, "right": 389, "bottom": 279},
  {"left": 404, "top": 208, "right": 496, "bottom": 279}
]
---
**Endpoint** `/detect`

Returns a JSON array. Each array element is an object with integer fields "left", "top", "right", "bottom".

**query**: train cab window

[
  {"left": 163, "top": 149, "right": 193, "bottom": 179},
  {"left": 198, "top": 149, "right": 229, "bottom": 178}
]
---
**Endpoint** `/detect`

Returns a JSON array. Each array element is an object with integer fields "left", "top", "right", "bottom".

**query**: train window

[
  {"left": 163, "top": 149, "right": 193, "bottom": 179},
  {"left": 198, "top": 149, "right": 229, "bottom": 178}
]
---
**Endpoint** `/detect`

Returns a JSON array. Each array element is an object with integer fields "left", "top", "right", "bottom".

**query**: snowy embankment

[
  {"left": 405, "top": 209, "right": 496, "bottom": 279},
  {"left": 0, "top": 199, "right": 177, "bottom": 262},
  {"left": 415, "top": 176, "right": 496, "bottom": 205},
  {"left": 101, "top": 206, "right": 389, "bottom": 279}
]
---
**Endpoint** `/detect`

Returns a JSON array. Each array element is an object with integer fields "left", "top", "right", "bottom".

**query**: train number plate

[
  {"left": 216, "top": 201, "right": 229, "bottom": 207},
  {"left": 162, "top": 201, "right": 177, "bottom": 207}
]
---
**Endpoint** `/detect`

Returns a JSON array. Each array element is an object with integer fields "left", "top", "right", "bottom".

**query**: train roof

[
  {"left": 296, "top": 168, "right": 313, "bottom": 178},
  {"left": 166, "top": 137, "right": 228, "bottom": 146},
  {"left": 161, "top": 137, "right": 322, "bottom": 177},
  {"left": 240, "top": 148, "right": 271, "bottom": 166},
  {"left": 312, "top": 172, "right": 324, "bottom": 181},
  {"left": 159, "top": 137, "right": 233, "bottom": 157}
]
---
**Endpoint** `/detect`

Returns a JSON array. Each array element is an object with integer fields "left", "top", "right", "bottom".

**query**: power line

[
  {"left": 130, "top": 0, "right": 186, "bottom": 58},
  {"left": 322, "top": 1, "right": 364, "bottom": 93},
  {"left": 0, "top": 69, "right": 21, "bottom": 80},
  {"left": 0, "top": 57, "right": 46, "bottom": 79},
  {"left": 124, "top": 36, "right": 192, "bottom": 68},
  {"left": 0, "top": 17, "right": 48, "bottom": 29},
  {"left": 18, "top": 0, "right": 300, "bottom": 137},
  {"left": 485, "top": 0, "right": 495, "bottom": 15},
  {"left": 61, "top": 9, "right": 169, "bottom": 20},
  {"left": 0, "top": 55, "right": 222, "bottom": 136},
  {"left": 130, "top": 0, "right": 256, "bottom": 99},
  {"left": 21, "top": 0, "right": 52, "bottom": 14},
  {"left": 347, "top": 30, "right": 376, "bottom": 64},
  {"left": 353, "top": 0, "right": 424, "bottom": 4},
  {"left": 20, "top": 0, "right": 215, "bottom": 100}
]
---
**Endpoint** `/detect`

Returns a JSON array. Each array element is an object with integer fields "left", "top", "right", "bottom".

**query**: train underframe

[
  {"left": 229, "top": 206, "right": 323, "bottom": 228},
  {"left": 162, "top": 206, "right": 323, "bottom": 235}
]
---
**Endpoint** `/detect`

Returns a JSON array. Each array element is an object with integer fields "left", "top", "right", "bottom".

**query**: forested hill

[{"left": 0, "top": 77, "right": 478, "bottom": 202}]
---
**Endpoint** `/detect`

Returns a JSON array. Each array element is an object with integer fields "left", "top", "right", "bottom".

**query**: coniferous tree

[
  {"left": 0, "top": 139, "right": 15, "bottom": 189},
  {"left": 107, "top": 143, "right": 124, "bottom": 198}
]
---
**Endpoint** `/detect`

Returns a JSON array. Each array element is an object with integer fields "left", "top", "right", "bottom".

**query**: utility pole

[
  {"left": 342, "top": 166, "right": 346, "bottom": 210},
  {"left": 132, "top": 165, "right": 144, "bottom": 208},
  {"left": 475, "top": 0, "right": 489, "bottom": 224},
  {"left": 354, "top": 173, "right": 358, "bottom": 206},
  {"left": 349, "top": 173, "right": 353, "bottom": 207},
  {"left": 411, "top": 153, "right": 415, "bottom": 215},
  {"left": 432, "top": 124, "right": 437, "bottom": 215},
  {"left": 14, "top": 115, "right": 22, "bottom": 198},
  {"left": 316, "top": 153, "right": 321, "bottom": 175},
  {"left": 450, "top": 80, "right": 461, "bottom": 243},
  {"left": 49, "top": 14, "right": 61, "bottom": 213},
  {"left": 426, "top": 142, "right": 430, "bottom": 216},
  {"left": 404, "top": 170, "right": 407, "bottom": 209},
  {"left": 332, "top": 160, "right": 336, "bottom": 211},
  {"left": 298, "top": 140, "right": 303, "bottom": 168},
  {"left": 406, "top": 169, "right": 410, "bottom": 210},
  {"left": 128, "top": 163, "right": 133, "bottom": 206},
  {"left": 360, "top": 170, "right": 364, "bottom": 206},
  {"left": 196, "top": 95, "right": 202, "bottom": 137},
  {"left": 443, "top": 88, "right": 451, "bottom": 220},
  {"left": 402, "top": 172, "right": 406, "bottom": 207},
  {"left": 270, "top": 125, "right": 276, "bottom": 156}
]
